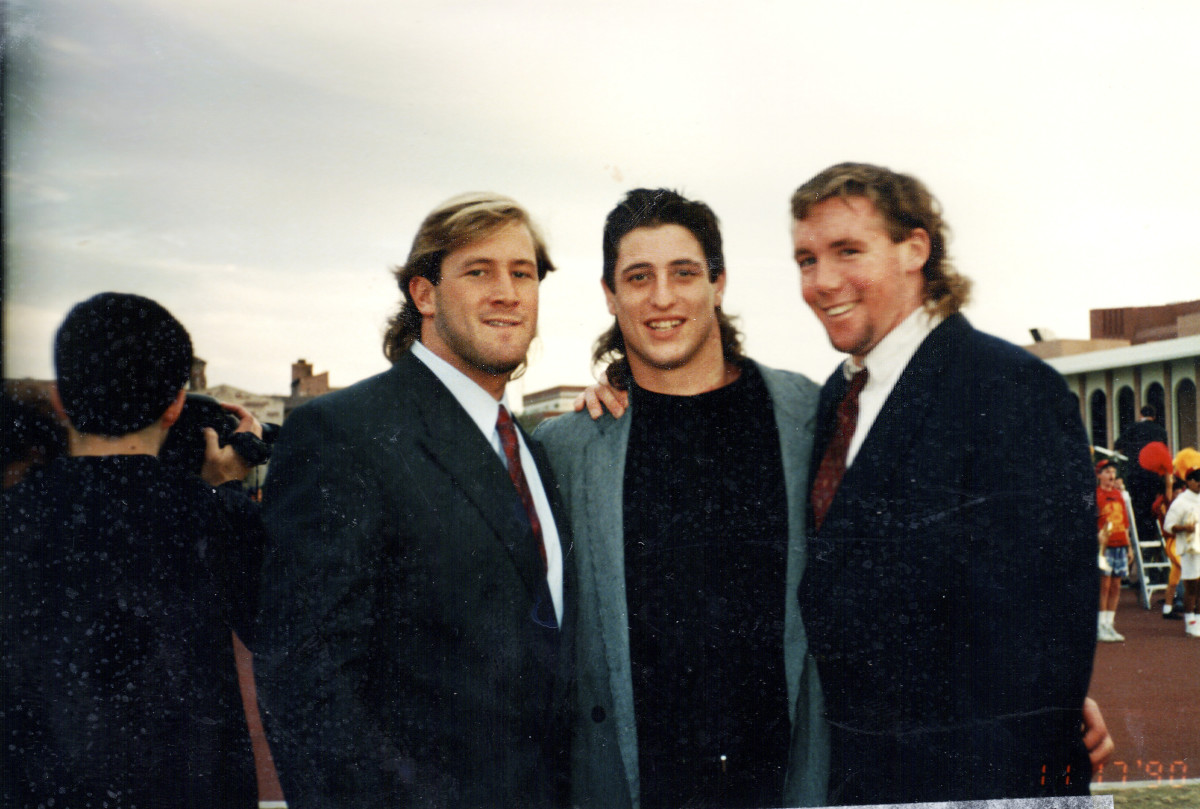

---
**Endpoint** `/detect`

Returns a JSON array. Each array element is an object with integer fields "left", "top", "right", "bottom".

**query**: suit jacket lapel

[
  {"left": 821, "top": 315, "right": 966, "bottom": 529},
  {"left": 759, "top": 363, "right": 818, "bottom": 714},
  {"left": 527, "top": 432, "right": 572, "bottom": 633},
  {"left": 399, "top": 353, "right": 550, "bottom": 603}
]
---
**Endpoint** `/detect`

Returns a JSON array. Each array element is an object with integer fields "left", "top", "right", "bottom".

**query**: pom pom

[
  {"left": 1138, "top": 441, "right": 1172, "bottom": 476},
  {"left": 1174, "top": 447, "right": 1200, "bottom": 479}
]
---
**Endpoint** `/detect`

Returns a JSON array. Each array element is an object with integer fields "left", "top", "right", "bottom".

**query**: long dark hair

[{"left": 592, "top": 188, "right": 744, "bottom": 388}]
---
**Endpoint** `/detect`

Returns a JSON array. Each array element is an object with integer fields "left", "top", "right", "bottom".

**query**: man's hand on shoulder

[{"left": 572, "top": 374, "right": 629, "bottom": 420}]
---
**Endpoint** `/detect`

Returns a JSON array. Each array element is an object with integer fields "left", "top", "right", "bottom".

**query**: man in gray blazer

[
  {"left": 536, "top": 189, "right": 828, "bottom": 808},
  {"left": 258, "top": 194, "right": 573, "bottom": 808}
]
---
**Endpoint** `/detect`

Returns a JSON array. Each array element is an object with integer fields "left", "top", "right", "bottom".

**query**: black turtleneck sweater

[{"left": 622, "top": 363, "right": 790, "bottom": 809}]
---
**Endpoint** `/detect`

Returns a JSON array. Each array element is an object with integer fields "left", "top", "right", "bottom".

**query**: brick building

[{"left": 284, "top": 359, "right": 337, "bottom": 417}]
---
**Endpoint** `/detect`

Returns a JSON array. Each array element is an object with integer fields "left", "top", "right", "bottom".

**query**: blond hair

[
  {"left": 382, "top": 193, "right": 555, "bottom": 363},
  {"left": 791, "top": 163, "right": 970, "bottom": 317}
]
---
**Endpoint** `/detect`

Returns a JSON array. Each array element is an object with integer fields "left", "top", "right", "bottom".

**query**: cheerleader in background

[{"left": 1163, "top": 463, "right": 1200, "bottom": 638}]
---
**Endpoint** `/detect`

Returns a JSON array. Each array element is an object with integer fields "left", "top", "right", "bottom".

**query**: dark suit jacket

[
  {"left": 799, "top": 314, "right": 1097, "bottom": 804},
  {"left": 1, "top": 456, "right": 257, "bottom": 807},
  {"left": 257, "top": 351, "right": 574, "bottom": 809}
]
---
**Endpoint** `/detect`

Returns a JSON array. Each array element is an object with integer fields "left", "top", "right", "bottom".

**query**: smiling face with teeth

[
  {"left": 791, "top": 195, "right": 930, "bottom": 363},
  {"left": 604, "top": 223, "right": 729, "bottom": 394},
  {"left": 410, "top": 221, "right": 540, "bottom": 399}
]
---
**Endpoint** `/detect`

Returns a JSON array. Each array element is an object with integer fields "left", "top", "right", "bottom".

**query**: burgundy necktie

[
  {"left": 811, "top": 368, "right": 869, "bottom": 532},
  {"left": 496, "top": 406, "right": 547, "bottom": 572}
]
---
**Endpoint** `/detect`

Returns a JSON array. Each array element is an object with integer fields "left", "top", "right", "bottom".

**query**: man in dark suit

[
  {"left": 1114, "top": 405, "right": 1169, "bottom": 464},
  {"left": 791, "top": 163, "right": 1098, "bottom": 804},
  {"left": 257, "top": 194, "right": 573, "bottom": 808}
]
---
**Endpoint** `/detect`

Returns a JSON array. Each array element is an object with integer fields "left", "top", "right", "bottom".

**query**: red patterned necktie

[
  {"left": 811, "top": 368, "right": 869, "bottom": 532},
  {"left": 496, "top": 406, "right": 547, "bottom": 572}
]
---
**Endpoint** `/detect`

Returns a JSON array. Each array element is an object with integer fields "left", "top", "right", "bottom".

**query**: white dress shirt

[
  {"left": 411, "top": 341, "right": 564, "bottom": 624},
  {"left": 843, "top": 307, "right": 944, "bottom": 468}
]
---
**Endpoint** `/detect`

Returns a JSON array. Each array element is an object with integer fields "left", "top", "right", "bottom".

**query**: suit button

[{"left": 591, "top": 706, "right": 606, "bottom": 723}]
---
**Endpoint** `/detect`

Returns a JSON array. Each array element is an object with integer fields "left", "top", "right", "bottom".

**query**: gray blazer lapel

[
  {"left": 580, "top": 413, "right": 641, "bottom": 799},
  {"left": 759, "top": 363, "right": 831, "bottom": 807},
  {"left": 758, "top": 364, "right": 818, "bottom": 714}
]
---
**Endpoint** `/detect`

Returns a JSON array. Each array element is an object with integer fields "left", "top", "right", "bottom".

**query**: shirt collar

[
  {"left": 842, "top": 307, "right": 944, "bottom": 382},
  {"left": 411, "top": 341, "right": 512, "bottom": 437}
]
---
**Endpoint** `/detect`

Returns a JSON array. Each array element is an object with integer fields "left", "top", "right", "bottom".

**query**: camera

[{"left": 159, "top": 394, "right": 273, "bottom": 476}]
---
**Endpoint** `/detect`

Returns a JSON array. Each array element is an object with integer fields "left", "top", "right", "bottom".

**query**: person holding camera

[{"left": 2, "top": 293, "right": 262, "bottom": 807}]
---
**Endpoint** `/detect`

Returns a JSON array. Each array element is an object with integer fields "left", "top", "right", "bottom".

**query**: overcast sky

[{"left": 5, "top": 0, "right": 1199, "bottom": 404}]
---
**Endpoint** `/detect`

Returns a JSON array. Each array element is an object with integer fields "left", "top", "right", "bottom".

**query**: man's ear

[
  {"left": 160, "top": 389, "right": 187, "bottom": 429},
  {"left": 603, "top": 277, "right": 618, "bottom": 316},
  {"left": 410, "top": 276, "right": 437, "bottom": 317},
  {"left": 903, "top": 228, "right": 931, "bottom": 275}
]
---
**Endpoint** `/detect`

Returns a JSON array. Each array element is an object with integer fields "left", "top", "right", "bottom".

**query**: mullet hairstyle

[
  {"left": 592, "top": 188, "right": 744, "bottom": 389},
  {"left": 382, "top": 192, "right": 556, "bottom": 373},
  {"left": 790, "top": 162, "right": 971, "bottom": 318}
]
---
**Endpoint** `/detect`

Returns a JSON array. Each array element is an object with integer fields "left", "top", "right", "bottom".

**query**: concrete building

[
  {"left": 201, "top": 384, "right": 286, "bottom": 428},
  {"left": 520, "top": 384, "right": 588, "bottom": 429},
  {"left": 1030, "top": 300, "right": 1200, "bottom": 453}
]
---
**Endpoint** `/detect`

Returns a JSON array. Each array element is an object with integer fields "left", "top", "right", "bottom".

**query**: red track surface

[
  {"left": 1087, "top": 588, "right": 1199, "bottom": 788},
  {"left": 233, "top": 636, "right": 285, "bottom": 804}
]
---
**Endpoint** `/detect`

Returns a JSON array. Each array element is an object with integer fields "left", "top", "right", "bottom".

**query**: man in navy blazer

[
  {"left": 791, "top": 163, "right": 1098, "bottom": 804},
  {"left": 257, "top": 194, "right": 573, "bottom": 808},
  {"left": 537, "top": 189, "right": 828, "bottom": 808}
]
